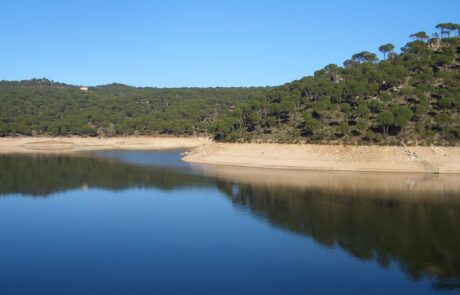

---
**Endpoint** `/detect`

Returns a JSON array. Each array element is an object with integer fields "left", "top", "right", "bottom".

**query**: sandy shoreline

[
  {"left": 182, "top": 142, "right": 460, "bottom": 174},
  {"left": 0, "top": 137, "right": 208, "bottom": 154},
  {"left": 1, "top": 137, "right": 459, "bottom": 174}
]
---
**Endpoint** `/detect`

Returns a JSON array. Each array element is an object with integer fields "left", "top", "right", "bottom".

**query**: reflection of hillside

[
  {"left": 2, "top": 153, "right": 460, "bottom": 290},
  {"left": 0, "top": 154, "right": 214, "bottom": 197},
  {"left": 216, "top": 182, "right": 460, "bottom": 290},
  {"left": 199, "top": 165, "right": 460, "bottom": 200}
]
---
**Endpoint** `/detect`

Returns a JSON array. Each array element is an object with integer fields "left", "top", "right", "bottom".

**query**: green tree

[
  {"left": 439, "top": 97, "right": 455, "bottom": 109},
  {"left": 377, "top": 111, "right": 394, "bottom": 135},
  {"left": 355, "top": 102, "right": 370, "bottom": 118},
  {"left": 356, "top": 120, "right": 368, "bottom": 133},
  {"left": 435, "top": 112, "right": 451, "bottom": 131},
  {"left": 378, "top": 43, "right": 395, "bottom": 60},
  {"left": 351, "top": 51, "right": 379, "bottom": 63},
  {"left": 394, "top": 116, "right": 409, "bottom": 134},
  {"left": 303, "top": 113, "right": 321, "bottom": 134},
  {"left": 339, "top": 122, "right": 350, "bottom": 135},
  {"left": 409, "top": 31, "right": 429, "bottom": 41},
  {"left": 436, "top": 23, "right": 457, "bottom": 38}
]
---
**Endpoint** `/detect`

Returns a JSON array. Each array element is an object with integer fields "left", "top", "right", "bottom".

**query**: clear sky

[{"left": 1, "top": 0, "right": 459, "bottom": 87}]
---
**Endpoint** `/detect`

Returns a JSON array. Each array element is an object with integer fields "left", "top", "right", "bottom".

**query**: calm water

[{"left": 0, "top": 151, "right": 459, "bottom": 294}]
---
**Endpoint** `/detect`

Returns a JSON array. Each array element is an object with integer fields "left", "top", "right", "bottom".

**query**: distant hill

[
  {"left": 0, "top": 79, "right": 268, "bottom": 136},
  {"left": 212, "top": 23, "right": 460, "bottom": 146}
]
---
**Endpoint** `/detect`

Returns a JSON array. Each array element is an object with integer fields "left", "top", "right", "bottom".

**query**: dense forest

[
  {"left": 1, "top": 23, "right": 459, "bottom": 145},
  {"left": 0, "top": 80, "right": 267, "bottom": 136},
  {"left": 213, "top": 23, "right": 460, "bottom": 145}
]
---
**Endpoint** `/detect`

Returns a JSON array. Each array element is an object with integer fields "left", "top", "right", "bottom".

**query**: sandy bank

[
  {"left": 2, "top": 137, "right": 460, "bottom": 174},
  {"left": 183, "top": 143, "right": 460, "bottom": 174},
  {"left": 0, "top": 137, "right": 208, "bottom": 154}
]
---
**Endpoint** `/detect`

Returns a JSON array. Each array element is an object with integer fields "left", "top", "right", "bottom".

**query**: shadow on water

[{"left": 1, "top": 151, "right": 460, "bottom": 291}]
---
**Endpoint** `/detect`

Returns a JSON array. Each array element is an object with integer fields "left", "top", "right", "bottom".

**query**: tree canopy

[
  {"left": 0, "top": 80, "right": 268, "bottom": 137},
  {"left": 1, "top": 23, "right": 459, "bottom": 146},
  {"left": 211, "top": 23, "right": 460, "bottom": 146}
]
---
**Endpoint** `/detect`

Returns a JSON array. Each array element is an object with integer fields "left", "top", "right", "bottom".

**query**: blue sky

[{"left": 1, "top": 0, "right": 459, "bottom": 87}]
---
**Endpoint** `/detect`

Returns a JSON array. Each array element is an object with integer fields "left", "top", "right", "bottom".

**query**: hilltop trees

[
  {"left": 410, "top": 31, "right": 429, "bottom": 41},
  {"left": 211, "top": 23, "right": 460, "bottom": 146},
  {"left": 436, "top": 23, "right": 460, "bottom": 38},
  {"left": 378, "top": 43, "right": 395, "bottom": 60},
  {"left": 348, "top": 51, "right": 379, "bottom": 65}
]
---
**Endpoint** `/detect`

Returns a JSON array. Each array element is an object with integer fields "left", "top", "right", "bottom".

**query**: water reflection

[
  {"left": 0, "top": 153, "right": 212, "bottom": 196},
  {"left": 0, "top": 152, "right": 459, "bottom": 290},
  {"left": 215, "top": 181, "right": 460, "bottom": 290}
]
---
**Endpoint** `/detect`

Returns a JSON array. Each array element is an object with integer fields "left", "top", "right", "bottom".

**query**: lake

[{"left": 0, "top": 150, "right": 459, "bottom": 294}]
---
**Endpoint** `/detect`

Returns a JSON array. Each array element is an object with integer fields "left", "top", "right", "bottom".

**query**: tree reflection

[
  {"left": 0, "top": 153, "right": 459, "bottom": 290},
  {"left": 216, "top": 181, "right": 460, "bottom": 290},
  {"left": 0, "top": 154, "right": 214, "bottom": 196}
]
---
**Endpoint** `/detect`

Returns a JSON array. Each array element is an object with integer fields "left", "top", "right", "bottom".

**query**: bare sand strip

[
  {"left": 0, "top": 137, "right": 208, "bottom": 154},
  {"left": 1, "top": 137, "right": 459, "bottom": 174},
  {"left": 183, "top": 142, "right": 460, "bottom": 174}
]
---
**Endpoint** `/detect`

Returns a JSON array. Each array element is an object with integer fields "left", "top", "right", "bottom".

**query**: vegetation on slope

[
  {"left": 212, "top": 23, "right": 460, "bottom": 145},
  {"left": 0, "top": 80, "right": 267, "bottom": 136},
  {"left": 1, "top": 23, "right": 459, "bottom": 145}
]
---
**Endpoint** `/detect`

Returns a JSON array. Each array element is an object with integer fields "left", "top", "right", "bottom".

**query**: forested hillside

[
  {"left": 1, "top": 23, "right": 459, "bottom": 146},
  {"left": 212, "top": 23, "right": 460, "bottom": 146},
  {"left": 0, "top": 80, "right": 267, "bottom": 136}
]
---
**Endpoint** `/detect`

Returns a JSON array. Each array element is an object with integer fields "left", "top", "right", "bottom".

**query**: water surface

[{"left": 0, "top": 151, "right": 459, "bottom": 294}]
